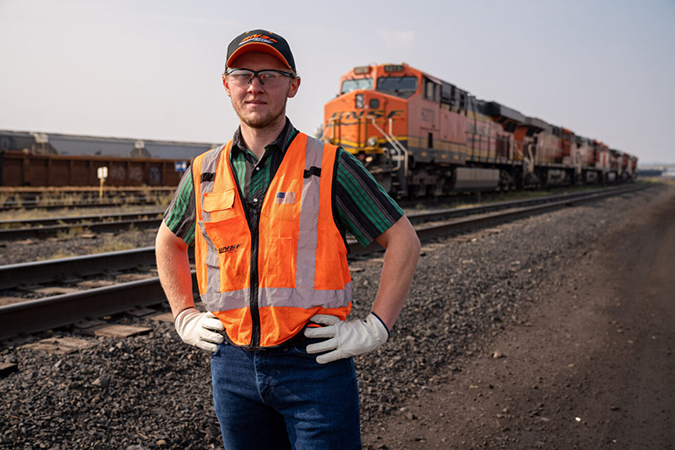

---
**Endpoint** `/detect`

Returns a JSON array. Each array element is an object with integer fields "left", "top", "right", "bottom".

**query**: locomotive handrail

[
  {"left": 525, "top": 143, "right": 535, "bottom": 174},
  {"left": 369, "top": 117, "right": 408, "bottom": 176},
  {"left": 320, "top": 118, "right": 337, "bottom": 142}
]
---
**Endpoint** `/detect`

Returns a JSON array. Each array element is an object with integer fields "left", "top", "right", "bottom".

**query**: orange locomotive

[{"left": 323, "top": 63, "right": 637, "bottom": 197}]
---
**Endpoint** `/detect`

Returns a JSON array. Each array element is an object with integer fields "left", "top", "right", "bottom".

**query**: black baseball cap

[{"left": 226, "top": 29, "right": 296, "bottom": 73}]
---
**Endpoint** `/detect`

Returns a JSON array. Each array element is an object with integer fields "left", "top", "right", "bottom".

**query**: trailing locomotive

[{"left": 323, "top": 63, "right": 637, "bottom": 197}]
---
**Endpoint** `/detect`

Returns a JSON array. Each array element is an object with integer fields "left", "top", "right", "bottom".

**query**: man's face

[{"left": 223, "top": 52, "right": 300, "bottom": 130}]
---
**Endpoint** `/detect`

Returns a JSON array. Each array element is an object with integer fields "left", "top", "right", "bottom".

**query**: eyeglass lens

[{"left": 227, "top": 69, "right": 292, "bottom": 86}]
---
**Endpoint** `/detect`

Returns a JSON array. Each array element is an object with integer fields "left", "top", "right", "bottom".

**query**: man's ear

[
  {"left": 288, "top": 77, "right": 301, "bottom": 98},
  {"left": 222, "top": 74, "right": 231, "bottom": 97}
]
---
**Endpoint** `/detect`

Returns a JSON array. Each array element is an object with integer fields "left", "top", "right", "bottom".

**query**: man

[{"left": 156, "top": 29, "right": 420, "bottom": 449}]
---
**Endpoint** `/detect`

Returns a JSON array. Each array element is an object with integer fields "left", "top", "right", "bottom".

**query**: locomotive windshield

[
  {"left": 376, "top": 76, "right": 418, "bottom": 98},
  {"left": 341, "top": 78, "right": 373, "bottom": 94}
]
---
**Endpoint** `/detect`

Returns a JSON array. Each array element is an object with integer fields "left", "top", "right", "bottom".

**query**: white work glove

[
  {"left": 174, "top": 307, "right": 224, "bottom": 353},
  {"left": 303, "top": 313, "right": 389, "bottom": 364}
]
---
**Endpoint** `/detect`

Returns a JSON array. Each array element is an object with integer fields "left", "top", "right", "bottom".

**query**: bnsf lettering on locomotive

[{"left": 329, "top": 110, "right": 404, "bottom": 125}]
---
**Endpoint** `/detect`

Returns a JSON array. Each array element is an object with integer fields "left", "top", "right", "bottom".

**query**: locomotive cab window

[
  {"left": 341, "top": 78, "right": 373, "bottom": 94},
  {"left": 424, "top": 79, "right": 440, "bottom": 102},
  {"left": 376, "top": 76, "right": 418, "bottom": 99}
]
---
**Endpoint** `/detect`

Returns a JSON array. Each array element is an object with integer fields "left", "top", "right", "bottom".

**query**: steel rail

[
  {"left": 352, "top": 184, "right": 647, "bottom": 253},
  {"left": 0, "top": 247, "right": 154, "bottom": 290},
  {"left": 0, "top": 184, "right": 648, "bottom": 341},
  {"left": 0, "top": 187, "right": 176, "bottom": 201},
  {"left": 0, "top": 216, "right": 164, "bottom": 239},
  {"left": 0, "top": 198, "right": 162, "bottom": 211},
  {"left": 0, "top": 272, "right": 198, "bottom": 340},
  {"left": 0, "top": 209, "right": 165, "bottom": 228},
  {"left": 404, "top": 185, "right": 635, "bottom": 225},
  {"left": 0, "top": 247, "right": 195, "bottom": 290}
]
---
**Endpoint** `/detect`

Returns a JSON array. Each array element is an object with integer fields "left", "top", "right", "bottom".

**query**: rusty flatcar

[
  {"left": 323, "top": 63, "right": 637, "bottom": 197},
  {"left": 0, "top": 151, "right": 188, "bottom": 187},
  {"left": 0, "top": 129, "right": 218, "bottom": 187}
]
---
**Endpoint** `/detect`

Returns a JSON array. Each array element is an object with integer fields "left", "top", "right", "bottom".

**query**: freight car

[
  {"left": 323, "top": 63, "right": 637, "bottom": 197},
  {"left": 0, "top": 129, "right": 222, "bottom": 187},
  {"left": 0, "top": 129, "right": 214, "bottom": 159},
  {"left": 0, "top": 151, "right": 189, "bottom": 187}
]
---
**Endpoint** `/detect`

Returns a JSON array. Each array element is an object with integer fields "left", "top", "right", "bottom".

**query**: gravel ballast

[{"left": 0, "top": 183, "right": 664, "bottom": 449}]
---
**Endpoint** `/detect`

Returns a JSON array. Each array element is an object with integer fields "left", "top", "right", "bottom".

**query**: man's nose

[{"left": 247, "top": 75, "right": 265, "bottom": 93}]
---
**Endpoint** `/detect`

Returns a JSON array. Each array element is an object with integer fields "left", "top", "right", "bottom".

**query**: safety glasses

[{"left": 225, "top": 68, "right": 295, "bottom": 87}]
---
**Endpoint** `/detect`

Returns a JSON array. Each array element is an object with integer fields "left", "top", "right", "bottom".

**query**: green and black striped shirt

[{"left": 163, "top": 119, "right": 404, "bottom": 247}]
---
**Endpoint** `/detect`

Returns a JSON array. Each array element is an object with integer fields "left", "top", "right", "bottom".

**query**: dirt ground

[{"left": 366, "top": 185, "right": 675, "bottom": 450}]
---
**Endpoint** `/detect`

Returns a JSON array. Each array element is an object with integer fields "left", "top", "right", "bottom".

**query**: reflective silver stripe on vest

[
  {"left": 199, "top": 282, "right": 352, "bottom": 312},
  {"left": 201, "top": 289, "right": 250, "bottom": 311},
  {"left": 199, "top": 146, "right": 224, "bottom": 223},
  {"left": 197, "top": 221, "right": 222, "bottom": 295},
  {"left": 295, "top": 136, "right": 324, "bottom": 289},
  {"left": 259, "top": 283, "right": 352, "bottom": 309}
]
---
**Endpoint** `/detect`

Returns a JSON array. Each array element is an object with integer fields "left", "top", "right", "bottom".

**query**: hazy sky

[{"left": 1, "top": 0, "right": 673, "bottom": 164}]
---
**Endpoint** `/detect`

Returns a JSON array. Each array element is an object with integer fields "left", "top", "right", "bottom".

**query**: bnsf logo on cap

[
  {"left": 240, "top": 34, "right": 278, "bottom": 46},
  {"left": 218, "top": 244, "right": 242, "bottom": 254}
]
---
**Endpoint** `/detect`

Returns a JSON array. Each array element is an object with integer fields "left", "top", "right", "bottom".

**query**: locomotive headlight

[
  {"left": 355, "top": 94, "right": 364, "bottom": 109},
  {"left": 367, "top": 137, "right": 378, "bottom": 147}
]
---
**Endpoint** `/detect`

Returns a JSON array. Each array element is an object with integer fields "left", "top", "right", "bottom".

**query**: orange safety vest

[{"left": 192, "top": 132, "right": 352, "bottom": 349}]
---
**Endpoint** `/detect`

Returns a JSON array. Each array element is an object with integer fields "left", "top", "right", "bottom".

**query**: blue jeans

[{"left": 211, "top": 339, "right": 361, "bottom": 450}]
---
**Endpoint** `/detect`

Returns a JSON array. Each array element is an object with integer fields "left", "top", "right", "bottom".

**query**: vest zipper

[
  {"left": 247, "top": 198, "right": 262, "bottom": 349},
  {"left": 231, "top": 151, "right": 262, "bottom": 350}
]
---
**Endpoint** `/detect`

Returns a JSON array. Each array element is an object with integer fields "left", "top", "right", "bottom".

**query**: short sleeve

[
  {"left": 333, "top": 149, "right": 404, "bottom": 247},
  {"left": 163, "top": 168, "right": 196, "bottom": 245}
]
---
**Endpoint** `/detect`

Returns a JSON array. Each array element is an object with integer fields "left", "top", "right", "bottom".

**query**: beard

[
  {"left": 239, "top": 102, "right": 287, "bottom": 129},
  {"left": 232, "top": 86, "right": 290, "bottom": 130}
]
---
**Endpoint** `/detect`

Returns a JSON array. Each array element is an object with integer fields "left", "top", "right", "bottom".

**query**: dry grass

[
  {"left": 0, "top": 193, "right": 9, "bottom": 208},
  {"left": 36, "top": 193, "right": 85, "bottom": 207},
  {"left": 91, "top": 239, "right": 136, "bottom": 253},
  {"left": 47, "top": 249, "right": 78, "bottom": 260},
  {"left": 56, "top": 225, "right": 90, "bottom": 240}
]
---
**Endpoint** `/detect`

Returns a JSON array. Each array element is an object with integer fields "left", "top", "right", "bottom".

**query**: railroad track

[
  {"left": 0, "top": 209, "right": 165, "bottom": 239},
  {"left": 0, "top": 187, "right": 176, "bottom": 200},
  {"left": 0, "top": 185, "right": 632, "bottom": 240},
  {"left": 0, "top": 187, "right": 175, "bottom": 211},
  {"left": 0, "top": 197, "right": 164, "bottom": 211},
  {"left": 0, "top": 183, "right": 647, "bottom": 341}
]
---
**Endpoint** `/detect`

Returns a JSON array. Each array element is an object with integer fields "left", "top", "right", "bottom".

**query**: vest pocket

[
  {"left": 204, "top": 189, "right": 235, "bottom": 211},
  {"left": 203, "top": 189, "right": 241, "bottom": 222},
  {"left": 259, "top": 211, "right": 297, "bottom": 288},
  {"left": 200, "top": 217, "right": 251, "bottom": 292}
]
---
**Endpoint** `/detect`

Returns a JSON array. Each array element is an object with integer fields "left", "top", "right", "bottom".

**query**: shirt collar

[{"left": 231, "top": 117, "right": 296, "bottom": 157}]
